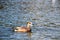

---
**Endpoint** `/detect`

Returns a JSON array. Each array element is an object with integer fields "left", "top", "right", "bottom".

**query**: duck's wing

[{"left": 21, "top": 27, "right": 27, "bottom": 29}]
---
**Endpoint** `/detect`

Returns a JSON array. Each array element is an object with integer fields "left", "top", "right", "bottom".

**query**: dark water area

[{"left": 0, "top": 0, "right": 60, "bottom": 40}]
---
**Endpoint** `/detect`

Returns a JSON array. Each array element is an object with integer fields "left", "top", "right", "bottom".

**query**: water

[{"left": 0, "top": 0, "right": 60, "bottom": 40}]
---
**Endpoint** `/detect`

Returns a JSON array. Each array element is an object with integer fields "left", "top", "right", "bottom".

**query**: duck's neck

[{"left": 27, "top": 24, "right": 30, "bottom": 28}]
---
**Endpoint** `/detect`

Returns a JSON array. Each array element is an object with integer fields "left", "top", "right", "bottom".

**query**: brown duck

[{"left": 14, "top": 22, "right": 32, "bottom": 32}]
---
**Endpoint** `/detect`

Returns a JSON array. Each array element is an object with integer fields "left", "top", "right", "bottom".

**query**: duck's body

[
  {"left": 15, "top": 27, "right": 31, "bottom": 32},
  {"left": 14, "top": 22, "right": 32, "bottom": 32}
]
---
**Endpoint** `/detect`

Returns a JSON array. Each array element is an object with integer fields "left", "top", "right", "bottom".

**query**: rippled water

[{"left": 0, "top": 0, "right": 60, "bottom": 40}]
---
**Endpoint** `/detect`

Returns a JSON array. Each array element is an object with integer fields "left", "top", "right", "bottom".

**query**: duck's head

[{"left": 27, "top": 22, "right": 32, "bottom": 27}]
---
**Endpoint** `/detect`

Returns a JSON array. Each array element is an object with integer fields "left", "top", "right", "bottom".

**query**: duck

[{"left": 14, "top": 22, "right": 32, "bottom": 32}]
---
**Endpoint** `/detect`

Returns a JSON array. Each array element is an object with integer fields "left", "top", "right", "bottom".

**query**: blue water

[{"left": 0, "top": 0, "right": 60, "bottom": 40}]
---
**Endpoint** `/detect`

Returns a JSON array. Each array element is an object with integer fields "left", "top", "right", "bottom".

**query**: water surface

[{"left": 0, "top": 0, "right": 60, "bottom": 40}]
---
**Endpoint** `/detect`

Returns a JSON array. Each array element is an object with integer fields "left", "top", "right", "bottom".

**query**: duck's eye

[
  {"left": 29, "top": 23, "right": 31, "bottom": 24},
  {"left": 16, "top": 29, "right": 18, "bottom": 30}
]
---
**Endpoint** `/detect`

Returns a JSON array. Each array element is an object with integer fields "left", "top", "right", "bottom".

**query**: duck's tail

[{"left": 12, "top": 27, "right": 15, "bottom": 32}]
